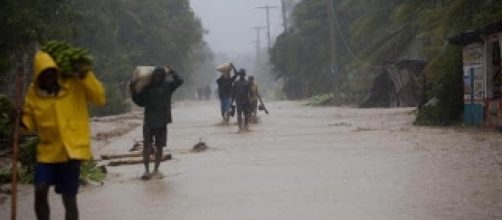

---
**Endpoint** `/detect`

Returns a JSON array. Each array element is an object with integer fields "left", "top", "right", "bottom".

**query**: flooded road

[{"left": 2, "top": 101, "right": 502, "bottom": 219}]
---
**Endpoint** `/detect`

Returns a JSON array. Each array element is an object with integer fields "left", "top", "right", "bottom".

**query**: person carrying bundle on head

[
  {"left": 22, "top": 50, "right": 106, "bottom": 220},
  {"left": 216, "top": 63, "right": 238, "bottom": 123},
  {"left": 130, "top": 65, "right": 183, "bottom": 180}
]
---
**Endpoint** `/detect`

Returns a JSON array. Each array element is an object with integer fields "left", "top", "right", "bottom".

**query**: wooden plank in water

[
  {"left": 107, "top": 154, "right": 172, "bottom": 166},
  {"left": 101, "top": 152, "right": 142, "bottom": 160}
]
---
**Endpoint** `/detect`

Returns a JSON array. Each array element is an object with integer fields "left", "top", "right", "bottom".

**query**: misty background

[{"left": 189, "top": 0, "right": 292, "bottom": 97}]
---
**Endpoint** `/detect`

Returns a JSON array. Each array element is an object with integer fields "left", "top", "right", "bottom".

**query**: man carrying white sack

[
  {"left": 130, "top": 66, "right": 183, "bottom": 180},
  {"left": 216, "top": 63, "right": 238, "bottom": 123}
]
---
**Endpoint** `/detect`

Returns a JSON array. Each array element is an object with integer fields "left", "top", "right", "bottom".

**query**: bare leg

[
  {"left": 237, "top": 107, "right": 243, "bottom": 131},
  {"left": 244, "top": 112, "right": 250, "bottom": 131},
  {"left": 153, "top": 145, "right": 163, "bottom": 173},
  {"left": 142, "top": 141, "right": 151, "bottom": 179},
  {"left": 62, "top": 195, "right": 79, "bottom": 220},
  {"left": 35, "top": 184, "right": 50, "bottom": 220}
]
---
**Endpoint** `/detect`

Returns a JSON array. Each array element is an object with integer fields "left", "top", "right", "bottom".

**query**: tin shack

[{"left": 450, "top": 20, "right": 502, "bottom": 127}]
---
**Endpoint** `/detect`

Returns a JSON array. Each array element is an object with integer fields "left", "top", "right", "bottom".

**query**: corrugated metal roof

[{"left": 449, "top": 20, "right": 502, "bottom": 45}]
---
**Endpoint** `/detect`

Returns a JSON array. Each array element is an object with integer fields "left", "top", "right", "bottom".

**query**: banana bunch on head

[{"left": 41, "top": 40, "right": 94, "bottom": 77}]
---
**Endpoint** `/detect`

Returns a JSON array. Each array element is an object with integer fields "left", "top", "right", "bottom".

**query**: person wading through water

[
  {"left": 248, "top": 75, "right": 260, "bottom": 123},
  {"left": 216, "top": 63, "right": 238, "bottom": 123},
  {"left": 22, "top": 51, "right": 106, "bottom": 220},
  {"left": 130, "top": 66, "right": 183, "bottom": 180},
  {"left": 232, "top": 69, "right": 252, "bottom": 132}
]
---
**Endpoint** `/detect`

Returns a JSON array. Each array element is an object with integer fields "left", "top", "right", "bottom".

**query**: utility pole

[
  {"left": 281, "top": 0, "right": 288, "bottom": 32},
  {"left": 257, "top": 5, "right": 278, "bottom": 50},
  {"left": 325, "top": 0, "right": 337, "bottom": 74},
  {"left": 252, "top": 26, "right": 266, "bottom": 59}
]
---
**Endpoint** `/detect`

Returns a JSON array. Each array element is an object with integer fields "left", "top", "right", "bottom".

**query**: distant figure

[
  {"left": 22, "top": 51, "right": 106, "bottom": 220},
  {"left": 130, "top": 66, "right": 183, "bottom": 180},
  {"left": 248, "top": 76, "right": 259, "bottom": 122},
  {"left": 204, "top": 85, "right": 211, "bottom": 100},
  {"left": 197, "top": 87, "right": 204, "bottom": 100},
  {"left": 232, "top": 69, "right": 252, "bottom": 132},
  {"left": 216, "top": 63, "right": 238, "bottom": 123}
]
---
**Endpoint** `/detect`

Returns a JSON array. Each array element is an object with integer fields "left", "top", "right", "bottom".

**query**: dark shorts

[
  {"left": 236, "top": 103, "right": 251, "bottom": 115},
  {"left": 35, "top": 160, "right": 81, "bottom": 196},
  {"left": 143, "top": 125, "right": 167, "bottom": 148}
]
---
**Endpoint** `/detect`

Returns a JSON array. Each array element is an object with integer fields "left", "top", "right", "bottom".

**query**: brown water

[{"left": 1, "top": 101, "right": 502, "bottom": 219}]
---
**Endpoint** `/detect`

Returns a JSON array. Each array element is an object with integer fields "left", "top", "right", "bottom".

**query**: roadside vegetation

[
  {"left": 0, "top": 0, "right": 210, "bottom": 185},
  {"left": 271, "top": 0, "right": 502, "bottom": 125}
]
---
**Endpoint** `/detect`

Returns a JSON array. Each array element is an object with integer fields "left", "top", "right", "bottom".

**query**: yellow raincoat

[{"left": 22, "top": 51, "right": 106, "bottom": 163}]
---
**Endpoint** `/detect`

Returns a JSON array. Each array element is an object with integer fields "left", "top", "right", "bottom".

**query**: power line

[
  {"left": 257, "top": 5, "right": 278, "bottom": 50},
  {"left": 281, "top": 0, "right": 288, "bottom": 32},
  {"left": 252, "top": 26, "right": 266, "bottom": 59},
  {"left": 331, "top": 2, "right": 390, "bottom": 69}
]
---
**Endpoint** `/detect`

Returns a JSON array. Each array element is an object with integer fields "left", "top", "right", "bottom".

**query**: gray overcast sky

[{"left": 189, "top": 0, "right": 284, "bottom": 56}]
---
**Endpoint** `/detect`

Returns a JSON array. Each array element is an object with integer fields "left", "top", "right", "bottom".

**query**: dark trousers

[{"left": 236, "top": 103, "right": 250, "bottom": 129}]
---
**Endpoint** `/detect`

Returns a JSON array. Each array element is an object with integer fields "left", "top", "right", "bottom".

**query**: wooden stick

[
  {"left": 11, "top": 65, "right": 23, "bottom": 220},
  {"left": 107, "top": 154, "right": 172, "bottom": 166},
  {"left": 101, "top": 152, "right": 143, "bottom": 160}
]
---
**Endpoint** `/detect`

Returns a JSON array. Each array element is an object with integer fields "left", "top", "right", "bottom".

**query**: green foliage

[
  {"left": 270, "top": 0, "right": 333, "bottom": 99},
  {"left": 308, "top": 93, "right": 335, "bottom": 106},
  {"left": 80, "top": 160, "right": 106, "bottom": 183},
  {"left": 17, "top": 136, "right": 37, "bottom": 184},
  {"left": 0, "top": 95, "right": 14, "bottom": 150},
  {"left": 1, "top": 0, "right": 208, "bottom": 108},
  {"left": 415, "top": 46, "right": 463, "bottom": 125},
  {"left": 41, "top": 40, "right": 93, "bottom": 76},
  {"left": 0, "top": 0, "right": 75, "bottom": 75},
  {"left": 0, "top": 136, "right": 38, "bottom": 185},
  {"left": 0, "top": 167, "right": 9, "bottom": 184},
  {"left": 91, "top": 84, "right": 130, "bottom": 117},
  {"left": 272, "top": 0, "right": 502, "bottom": 125}
]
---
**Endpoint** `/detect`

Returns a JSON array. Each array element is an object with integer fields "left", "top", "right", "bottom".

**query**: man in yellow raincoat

[{"left": 22, "top": 51, "right": 106, "bottom": 220}]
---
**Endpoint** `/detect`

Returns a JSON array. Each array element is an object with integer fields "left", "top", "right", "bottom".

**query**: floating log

[
  {"left": 101, "top": 152, "right": 142, "bottom": 160},
  {"left": 107, "top": 154, "right": 172, "bottom": 167}
]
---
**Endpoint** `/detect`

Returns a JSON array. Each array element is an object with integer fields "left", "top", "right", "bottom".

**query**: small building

[
  {"left": 449, "top": 20, "right": 502, "bottom": 127},
  {"left": 359, "top": 60, "right": 426, "bottom": 108}
]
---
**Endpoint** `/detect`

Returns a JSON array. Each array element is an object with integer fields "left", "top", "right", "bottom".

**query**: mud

[{"left": 1, "top": 101, "right": 502, "bottom": 219}]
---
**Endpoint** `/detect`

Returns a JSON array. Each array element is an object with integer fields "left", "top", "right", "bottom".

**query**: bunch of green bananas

[{"left": 41, "top": 40, "right": 94, "bottom": 76}]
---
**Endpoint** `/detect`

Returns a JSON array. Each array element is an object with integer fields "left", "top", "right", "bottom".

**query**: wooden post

[
  {"left": 281, "top": 0, "right": 288, "bottom": 33},
  {"left": 257, "top": 5, "right": 278, "bottom": 50}
]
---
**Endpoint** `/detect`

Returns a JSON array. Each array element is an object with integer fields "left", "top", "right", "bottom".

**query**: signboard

[
  {"left": 464, "top": 65, "right": 484, "bottom": 103},
  {"left": 463, "top": 43, "right": 483, "bottom": 65}
]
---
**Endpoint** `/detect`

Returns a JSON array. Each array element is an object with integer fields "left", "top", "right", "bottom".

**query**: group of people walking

[
  {"left": 216, "top": 63, "right": 262, "bottom": 132},
  {"left": 19, "top": 49, "right": 263, "bottom": 219}
]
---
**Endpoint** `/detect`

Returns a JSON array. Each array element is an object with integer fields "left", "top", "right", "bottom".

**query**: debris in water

[
  {"left": 129, "top": 139, "right": 143, "bottom": 152},
  {"left": 329, "top": 122, "right": 352, "bottom": 127},
  {"left": 192, "top": 138, "right": 209, "bottom": 153},
  {"left": 107, "top": 154, "right": 172, "bottom": 166},
  {"left": 101, "top": 152, "right": 143, "bottom": 160}
]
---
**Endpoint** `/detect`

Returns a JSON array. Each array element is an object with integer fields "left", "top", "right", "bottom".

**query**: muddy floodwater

[{"left": 1, "top": 101, "right": 502, "bottom": 219}]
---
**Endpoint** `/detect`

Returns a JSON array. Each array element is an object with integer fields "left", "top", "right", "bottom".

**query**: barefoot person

[
  {"left": 131, "top": 66, "right": 183, "bottom": 179},
  {"left": 248, "top": 75, "right": 260, "bottom": 123},
  {"left": 232, "top": 69, "right": 252, "bottom": 132},
  {"left": 22, "top": 51, "right": 106, "bottom": 220},
  {"left": 216, "top": 64, "right": 238, "bottom": 123}
]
